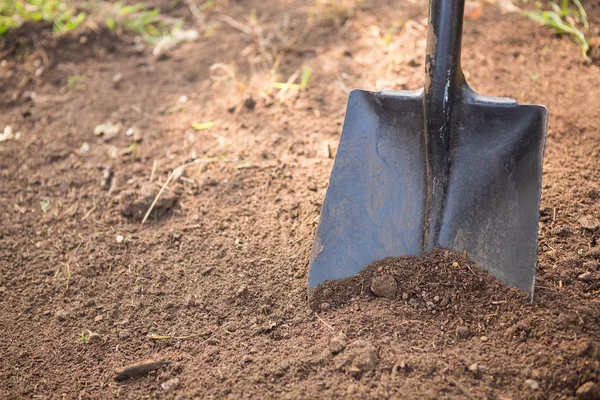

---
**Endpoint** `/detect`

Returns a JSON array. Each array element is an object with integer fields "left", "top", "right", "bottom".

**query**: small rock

[
  {"left": 401, "top": 292, "right": 409, "bottom": 300},
  {"left": 101, "top": 167, "right": 113, "bottom": 190},
  {"left": 579, "top": 215, "right": 599, "bottom": 232},
  {"left": 236, "top": 285, "right": 247, "bottom": 297},
  {"left": 112, "top": 73, "right": 124, "bottom": 87},
  {"left": 94, "top": 315, "right": 104, "bottom": 322},
  {"left": 320, "top": 302, "right": 330, "bottom": 311},
  {"left": 456, "top": 325, "right": 470, "bottom": 339},
  {"left": 329, "top": 334, "right": 348, "bottom": 354},
  {"left": 161, "top": 378, "right": 180, "bottom": 392},
  {"left": 93, "top": 122, "right": 121, "bottom": 139},
  {"left": 575, "top": 340, "right": 593, "bottom": 356},
  {"left": 468, "top": 363, "right": 479, "bottom": 374},
  {"left": 243, "top": 95, "right": 256, "bottom": 110},
  {"left": 242, "top": 355, "right": 254, "bottom": 363},
  {"left": 116, "top": 235, "right": 124, "bottom": 244},
  {"left": 433, "top": 295, "right": 440, "bottom": 303},
  {"left": 347, "top": 340, "right": 379, "bottom": 374},
  {"left": 480, "top": 336, "right": 489, "bottom": 342},
  {"left": 80, "top": 142, "right": 90, "bottom": 153},
  {"left": 370, "top": 274, "right": 398, "bottom": 299},
  {"left": 118, "top": 330, "right": 132, "bottom": 339},
  {"left": 578, "top": 272, "right": 595, "bottom": 282},
  {"left": 133, "top": 129, "right": 143, "bottom": 143},
  {"left": 55, "top": 310, "right": 68, "bottom": 321},
  {"left": 87, "top": 332, "right": 102, "bottom": 344},
  {"left": 525, "top": 379, "right": 540, "bottom": 391},
  {"left": 576, "top": 382, "right": 600, "bottom": 400}
]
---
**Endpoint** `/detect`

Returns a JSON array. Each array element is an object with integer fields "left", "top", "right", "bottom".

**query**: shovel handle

[
  {"left": 424, "top": 0, "right": 466, "bottom": 138},
  {"left": 423, "top": 0, "right": 466, "bottom": 250}
]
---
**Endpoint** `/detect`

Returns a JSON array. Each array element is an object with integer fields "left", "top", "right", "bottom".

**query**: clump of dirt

[
  {"left": 119, "top": 182, "right": 180, "bottom": 221},
  {"left": 309, "top": 247, "right": 528, "bottom": 311}
]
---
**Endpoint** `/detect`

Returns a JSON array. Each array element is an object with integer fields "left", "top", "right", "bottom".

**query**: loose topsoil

[{"left": 1, "top": 0, "right": 600, "bottom": 399}]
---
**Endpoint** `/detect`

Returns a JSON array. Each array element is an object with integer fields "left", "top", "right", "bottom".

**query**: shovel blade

[{"left": 308, "top": 89, "right": 547, "bottom": 295}]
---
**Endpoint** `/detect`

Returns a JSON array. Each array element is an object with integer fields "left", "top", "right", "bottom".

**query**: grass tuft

[{"left": 524, "top": 0, "right": 592, "bottom": 60}]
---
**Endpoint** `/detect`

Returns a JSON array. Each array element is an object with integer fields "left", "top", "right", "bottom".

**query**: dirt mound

[{"left": 309, "top": 247, "right": 528, "bottom": 312}]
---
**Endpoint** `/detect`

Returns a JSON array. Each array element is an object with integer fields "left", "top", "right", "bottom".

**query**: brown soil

[{"left": 1, "top": 0, "right": 600, "bottom": 399}]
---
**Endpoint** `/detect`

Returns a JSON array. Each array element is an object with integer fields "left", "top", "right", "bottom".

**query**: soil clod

[
  {"left": 579, "top": 215, "right": 599, "bottom": 232},
  {"left": 524, "top": 379, "right": 540, "bottom": 391},
  {"left": 329, "top": 334, "right": 347, "bottom": 354},
  {"left": 55, "top": 310, "right": 67, "bottom": 322},
  {"left": 576, "top": 382, "right": 600, "bottom": 400},
  {"left": 370, "top": 274, "right": 398, "bottom": 299},
  {"left": 161, "top": 378, "right": 180, "bottom": 391},
  {"left": 114, "top": 359, "right": 171, "bottom": 382}
]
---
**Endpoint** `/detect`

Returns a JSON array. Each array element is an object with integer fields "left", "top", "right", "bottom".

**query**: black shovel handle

[
  {"left": 423, "top": 0, "right": 466, "bottom": 250},
  {"left": 425, "top": 0, "right": 466, "bottom": 137}
]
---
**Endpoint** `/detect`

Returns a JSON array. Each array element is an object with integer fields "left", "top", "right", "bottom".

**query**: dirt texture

[{"left": 1, "top": 0, "right": 600, "bottom": 399}]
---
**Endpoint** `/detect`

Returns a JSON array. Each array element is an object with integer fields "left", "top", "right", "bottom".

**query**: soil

[{"left": 1, "top": 0, "right": 600, "bottom": 399}]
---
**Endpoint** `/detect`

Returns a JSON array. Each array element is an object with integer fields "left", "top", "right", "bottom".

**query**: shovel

[{"left": 308, "top": 0, "right": 547, "bottom": 296}]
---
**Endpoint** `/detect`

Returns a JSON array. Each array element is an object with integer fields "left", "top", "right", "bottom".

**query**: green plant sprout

[{"left": 524, "top": 0, "right": 592, "bottom": 60}]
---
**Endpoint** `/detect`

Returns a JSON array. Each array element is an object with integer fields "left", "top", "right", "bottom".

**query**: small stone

[
  {"left": 101, "top": 167, "right": 113, "bottom": 190},
  {"left": 579, "top": 215, "right": 599, "bottom": 232},
  {"left": 112, "top": 73, "right": 124, "bottom": 87},
  {"left": 118, "top": 330, "right": 131, "bottom": 339},
  {"left": 433, "top": 295, "right": 440, "bottom": 303},
  {"left": 456, "top": 326, "right": 470, "bottom": 339},
  {"left": 116, "top": 235, "right": 124, "bottom": 244},
  {"left": 370, "top": 274, "right": 398, "bottom": 299},
  {"left": 87, "top": 332, "right": 102, "bottom": 344},
  {"left": 576, "top": 382, "right": 600, "bottom": 400},
  {"left": 525, "top": 379, "right": 539, "bottom": 391},
  {"left": 243, "top": 95, "right": 256, "bottom": 110},
  {"left": 329, "top": 334, "right": 348, "bottom": 354},
  {"left": 161, "top": 378, "right": 180, "bottom": 392},
  {"left": 578, "top": 272, "right": 594, "bottom": 282},
  {"left": 80, "top": 142, "right": 90, "bottom": 153},
  {"left": 468, "top": 363, "right": 479, "bottom": 374},
  {"left": 320, "top": 302, "right": 330, "bottom": 311},
  {"left": 575, "top": 340, "right": 593, "bottom": 356},
  {"left": 133, "top": 129, "right": 143, "bottom": 143},
  {"left": 94, "top": 315, "right": 104, "bottom": 322},
  {"left": 401, "top": 292, "right": 409, "bottom": 300},
  {"left": 480, "top": 336, "right": 488, "bottom": 342},
  {"left": 236, "top": 285, "right": 247, "bottom": 297},
  {"left": 242, "top": 355, "right": 254, "bottom": 363},
  {"left": 55, "top": 310, "right": 68, "bottom": 321},
  {"left": 93, "top": 122, "right": 121, "bottom": 138},
  {"left": 348, "top": 340, "right": 379, "bottom": 374}
]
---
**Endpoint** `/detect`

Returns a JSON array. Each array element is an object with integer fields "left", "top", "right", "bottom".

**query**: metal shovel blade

[
  {"left": 308, "top": 0, "right": 548, "bottom": 296},
  {"left": 308, "top": 89, "right": 547, "bottom": 295}
]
